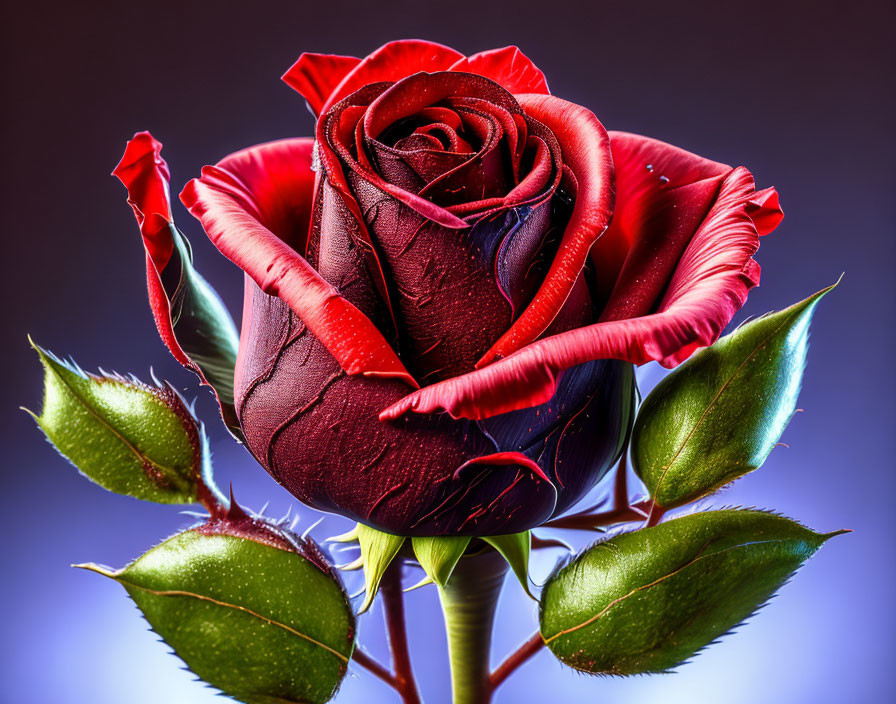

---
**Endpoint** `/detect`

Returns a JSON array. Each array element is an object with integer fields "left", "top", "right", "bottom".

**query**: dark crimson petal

[
  {"left": 113, "top": 132, "right": 241, "bottom": 429},
  {"left": 478, "top": 94, "right": 614, "bottom": 366},
  {"left": 449, "top": 45, "right": 550, "bottom": 95},
  {"left": 236, "top": 282, "right": 556, "bottom": 535},
  {"left": 180, "top": 138, "right": 417, "bottom": 387},
  {"left": 317, "top": 83, "right": 468, "bottom": 230},
  {"left": 281, "top": 52, "right": 361, "bottom": 117},
  {"left": 315, "top": 39, "right": 464, "bottom": 116},
  {"left": 381, "top": 165, "right": 783, "bottom": 421},
  {"left": 480, "top": 359, "right": 635, "bottom": 514},
  {"left": 346, "top": 173, "right": 515, "bottom": 382}
]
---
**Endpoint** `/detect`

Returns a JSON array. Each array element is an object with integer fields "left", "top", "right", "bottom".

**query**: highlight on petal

[
  {"left": 449, "top": 46, "right": 550, "bottom": 95},
  {"left": 317, "top": 39, "right": 464, "bottom": 115},
  {"left": 282, "top": 52, "right": 361, "bottom": 116},
  {"left": 381, "top": 165, "right": 782, "bottom": 422},
  {"left": 112, "top": 131, "right": 173, "bottom": 271},
  {"left": 477, "top": 94, "right": 614, "bottom": 366},
  {"left": 180, "top": 138, "right": 417, "bottom": 388},
  {"left": 113, "top": 132, "right": 240, "bottom": 420}
]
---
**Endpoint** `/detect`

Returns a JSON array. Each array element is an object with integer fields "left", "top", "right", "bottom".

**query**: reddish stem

[
  {"left": 489, "top": 632, "right": 544, "bottom": 693},
  {"left": 541, "top": 500, "right": 652, "bottom": 531},
  {"left": 645, "top": 501, "right": 667, "bottom": 528},
  {"left": 196, "top": 479, "right": 226, "bottom": 518},
  {"left": 613, "top": 453, "right": 629, "bottom": 510},
  {"left": 381, "top": 562, "right": 422, "bottom": 704},
  {"left": 351, "top": 649, "right": 397, "bottom": 687}
]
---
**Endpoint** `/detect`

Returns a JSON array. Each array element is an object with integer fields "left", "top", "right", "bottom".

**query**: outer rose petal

[
  {"left": 382, "top": 165, "right": 783, "bottom": 421},
  {"left": 477, "top": 94, "right": 614, "bottom": 366},
  {"left": 281, "top": 53, "right": 361, "bottom": 116},
  {"left": 313, "top": 39, "right": 464, "bottom": 116},
  {"left": 236, "top": 282, "right": 557, "bottom": 535},
  {"left": 113, "top": 132, "right": 241, "bottom": 422},
  {"left": 113, "top": 132, "right": 184, "bottom": 365},
  {"left": 180, "top": 138, "right": 417, "bottom": 387},
  {"left": 448, "top": 46, "right": 550, "bottom": 95}
]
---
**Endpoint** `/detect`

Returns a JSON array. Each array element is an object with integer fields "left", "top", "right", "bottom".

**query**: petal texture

[
  {"left": 477, "top": 94, "right": 614, "bottom": 365},
  {"left": 180, "top": 138, "right": 417, "bottom": 387},
  {"left": 382, "top": 157, "right": 783, "bottom": 421}
]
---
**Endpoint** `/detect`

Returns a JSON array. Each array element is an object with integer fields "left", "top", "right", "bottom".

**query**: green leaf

[
  {"left": 632, "top": 281, "right": 837, "bottom": 508},
  {"left": 77, "top": 527, "right": 354, "bottom": 704},
  {"left": 411, "top": 536, "right": 471, "bottom": 589},
  {"left": 540, "top": 509, "right": 845, "bottom": 675},
  {"left": 26, "top": 340, "right": 212, "bottom": 503},
  {"left": 356, "top": 524, "right": 405, "bottom": 613},
  {"left": 163, "top": 223, "right": 240, "bottom": 409},
  {"left": 483, "top": 532, "right": 531, "bottom": 597}
]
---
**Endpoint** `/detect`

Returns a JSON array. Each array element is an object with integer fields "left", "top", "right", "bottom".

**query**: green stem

[{"left": 438, "top": 548, "right": 508, "bottom": 704}]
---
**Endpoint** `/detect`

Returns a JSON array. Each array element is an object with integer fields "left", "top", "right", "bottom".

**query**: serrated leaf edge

[{"left": 74, "top": 563, "right": 350, "bottom": 664}]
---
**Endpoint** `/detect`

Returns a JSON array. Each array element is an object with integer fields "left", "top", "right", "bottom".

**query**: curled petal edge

[
  {"left": 381, "top": 167, "right": 782, "bottom": 421},
  {"left": 476, "top": 94, "right": 614, "bottom": 366}
]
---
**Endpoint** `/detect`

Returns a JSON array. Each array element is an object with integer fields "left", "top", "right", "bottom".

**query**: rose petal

[
  {"left": 180, "top": 138, "right": 417, "bottom": 388},
  {"left": 594, "top": 132, "right": 731, "bottom": 321},
  {"left": 477, "top": 94, "right": 614, "bottom": 366},
  {"left": 281, "top": 52, "right": 361, "bottom": 117},
  {"left": 317, "top": 39, "right": 464, "bottom": 116},
  {"left": 449, "top": 45, "right": 550, "bottom": 95},
  {"left": 381, "top": 165, "right": 782, "bottom": 421},
  {"left": 114, "top": 131, "right": 241, "bottom": 427},
  {"left": 237, "top": 284, "right": 555, "bottom": 535}
]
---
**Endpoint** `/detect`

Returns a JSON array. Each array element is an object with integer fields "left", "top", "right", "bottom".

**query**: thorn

[
  {"left": 258, "top": 501, "right": 270, "bottom": 516},
  {"left": 336, "top": 556, "right": 364, "bottom": 571},
  {"left": 773, "top": 442, "right": 790, "bottom": 449},
  {"left": 226, "top": 485, "right": 250, "bottom": 522},
  {"left": 301, "top": 517, "right": 324, "bottom": 540}
]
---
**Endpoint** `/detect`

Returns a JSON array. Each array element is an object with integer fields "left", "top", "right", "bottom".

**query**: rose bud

[
  {"left": 77, "top": 495, "right": 355, "bottom": 703},
  {"left": 119, "top": 41, "right": 783, "bottom": 537}
]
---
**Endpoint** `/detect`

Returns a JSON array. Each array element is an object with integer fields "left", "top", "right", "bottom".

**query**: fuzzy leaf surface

[
  {"left": 540, "top": 509, "right": 843, "bottom": 675},
  {"left": 632, "top": 282, "right": 836, "bottom": 508},
  {"left": 78, "top": 530, "right": 354, "bottom": 703},
  {"left": 28, "top": 342, "right": 207, "bottom": 503}
]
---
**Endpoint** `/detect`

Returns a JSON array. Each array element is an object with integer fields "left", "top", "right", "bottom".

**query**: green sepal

[
  {"left": 26, "top": 339, "right": 216, "bottom": 504},
  {"left": 411, "top": 536, "right": 471, "bottom": 589},
  {"left": 76, "top": 527, "right": 354, "bottom": 704},
  {"left": 483, "top": 531, "right": 532, "bottom": 597},
  {"left": 539, "top": 509, "right": 846, "bottom": 675},
  {"left": 632, "top": 281, "right": 838, "bottom": 509},
  {"left": 163, "top": 223, "right": 240, "bottom": 411},
  {"left": 356, "top": 524, "right": 405, "bottom": 613}
]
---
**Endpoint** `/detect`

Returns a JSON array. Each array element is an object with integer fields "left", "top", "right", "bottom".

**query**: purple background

[{"left": 3, "top": 1, "right": 893, "bottom": 702}]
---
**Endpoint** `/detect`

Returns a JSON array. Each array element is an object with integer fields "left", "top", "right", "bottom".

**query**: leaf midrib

[
  {"left": 651, "top": 307, "right": 802, "bottom": 499},
  {"left": 43, "top": 358, "right": 188, "bottom": 486},
  {"left": 119, "top": 578, "right": 350, "bottom": 664},
  {"left": 542, "top": 538, "right": 789, "bottom": 644}
]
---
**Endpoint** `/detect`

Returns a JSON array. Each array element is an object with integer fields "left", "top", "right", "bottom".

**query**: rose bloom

[{"left": 115, "top": 40, "right": 782, "bottom": 536}]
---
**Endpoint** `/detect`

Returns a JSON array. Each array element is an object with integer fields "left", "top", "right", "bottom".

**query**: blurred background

[{"left": 2, "top": 1, "right": 893, "bottom": 702}]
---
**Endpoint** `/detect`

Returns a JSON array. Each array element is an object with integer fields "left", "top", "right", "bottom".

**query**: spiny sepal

[{"left": 26, "top": 338, "right": 219, "bottom": 505}]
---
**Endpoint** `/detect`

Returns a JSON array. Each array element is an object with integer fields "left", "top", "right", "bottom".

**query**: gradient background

[{"left": 2, "top": 1, "right": 893, "bottom": 702}]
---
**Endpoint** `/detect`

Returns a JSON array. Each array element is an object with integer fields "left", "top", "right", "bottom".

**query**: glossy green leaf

[
  {"left": 26, "top": 340, "right": 212, "bottom": 503},
  {"left": 356, "top": 524, "right": 405, "bottom": 613},
  {"left": 540, "top": 509, "right": 845, "bottom": 675},
  {"left": 164, "top": 223, "right": 240, "bottom": 409},
  {"left": 412, "top": 536, "right": 471, "bottom": 589},
  {"left": 483, "top": 532, "right": 531, "bottom": 596},
  {"left": 632, "top": 282, "right": 837, "bottom": 508},
  {"left": 77, "top": 527, "right": 354, "bottom": 704}
]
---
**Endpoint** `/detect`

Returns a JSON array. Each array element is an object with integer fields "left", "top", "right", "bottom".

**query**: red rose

[{"left": 116, "top": 40, "right": 782, "bottom": 536}]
